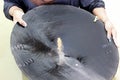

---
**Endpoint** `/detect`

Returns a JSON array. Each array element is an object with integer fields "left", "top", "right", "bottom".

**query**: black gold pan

[{"left": 10, "top": 5, "right": 119, "bottom": 80}]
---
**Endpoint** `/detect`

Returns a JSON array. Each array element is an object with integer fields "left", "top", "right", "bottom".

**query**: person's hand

[
  {"left": 12, "top": 10, "right": 27, "bottom": 27},
  {"left": 104, "top": 20, "right": 119, "bottom": 47}
]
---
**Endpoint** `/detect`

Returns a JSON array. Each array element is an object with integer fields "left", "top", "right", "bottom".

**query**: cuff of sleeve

[
  {"left": 88, "top": 1, "right": 105, "bottom": 13},
  {"left": 4, "top": 2, "right": 18, "bottom": 20}
]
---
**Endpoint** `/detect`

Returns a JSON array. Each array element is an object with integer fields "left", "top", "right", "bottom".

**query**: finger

[
  {"left": 112, "top": 28, "right": 117, "bottom": 40},
  {"left": 13, "top": 17, "right": 27, "bottom": 27},
  {"left": 104, "top": 23, "right": 112, "bottom": 41},
  {"left": 18, "top": 19, "right": 27, "bottom": 27},
  {"left": 106, "top": 29, "right": 112, "bottom": 42},
  {"left": 112, "top": 29, "right": 119, "bottom": 47}
]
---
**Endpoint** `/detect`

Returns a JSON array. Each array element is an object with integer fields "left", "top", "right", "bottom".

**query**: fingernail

[
  {"left": 93, "top": 16, "right": 98, "bottom": 22},
  {"left": 24, "top": 23, "right": 27, "bottom": 27}
]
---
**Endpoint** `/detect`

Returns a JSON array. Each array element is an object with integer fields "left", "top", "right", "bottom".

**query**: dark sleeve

[
  {"left": 79, "top": 0, "right": 105, "bottom": 13},
  {"left": 3, "top": 0, "right": 24, "bottom": 20}
]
